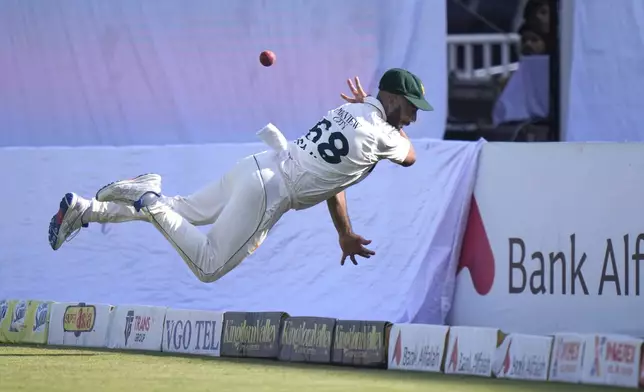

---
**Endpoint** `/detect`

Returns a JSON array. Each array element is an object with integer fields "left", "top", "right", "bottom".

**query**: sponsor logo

[
  {"left": 590, "top": 336, "right": 638, "bottom": 379},
  {"left": 334, "top": 324, "right": 383, "bottom": 354},
  {"left": 448, "top": 337, "right": 491, "bottom": 375},
  {"left": 222, "top": 318, "right": 277, "bottom": 350},
  {"left": 391, "top": 330, "right": 441, "bottom": 369},
  {"left": 590, "top": 336, "right": 607, "bottom": 377},
  {"left": 500, "top": 339, "right": 513, "bottom": 374},
  {"left": 448, "top": 337, "right": 459, "bottom": 371},
  {"left": 124, "top": 310, "right": 150, "bottom": 345},
  {"left": 499, "top": 339, "right": 548, "bottom": 378},
  {"left": 9, "top": 301, "right": 27, "bottom": 332},
  {"left": 551, "top": 337, "right": 582, "bottom": 378},
  {"left": 32, "top": 302, "right": 49, "bottom": 333},
  {"left": 332, "top": 321, "right": 388, "bottom": 368},
  {"left": 279, "top": 317, "right": 335, "bottom": 363},
  {"left": 165, "top": 319, "right": 220, "bottom": 352},
  {"left": 392, "top": 331, "right": 403, "bottom": 364},
  {"left": 63, "top": 303, "right": 96, "bottom": 337},
  {"left": 281, "top": 320, "right": 332, "bottom": 355},
  {"left": 0, "top": 300, "right": 8, "bottom": 325},
  {"left": 457, "top": 197, "right": 495, "bottom": 295},
  {"left": 124, "top": 310, "right": 134, "bottom": 345},
  {"left": 220, "top": 312, "right": 286, "bottom": 358}
]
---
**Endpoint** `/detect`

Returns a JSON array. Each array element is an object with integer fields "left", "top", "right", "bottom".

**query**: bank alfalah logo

[{"left": 457, "top": 196, "right": 495, "bottom": 295}]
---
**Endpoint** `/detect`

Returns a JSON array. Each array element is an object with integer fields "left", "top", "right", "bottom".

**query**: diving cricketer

[{"left": 48, "top": 68, "right": 432, "bottom": 283}]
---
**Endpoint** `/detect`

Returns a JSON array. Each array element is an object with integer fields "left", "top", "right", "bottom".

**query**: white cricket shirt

[{"left": 281, "top": 97, "right": 411, "bottom": 210}]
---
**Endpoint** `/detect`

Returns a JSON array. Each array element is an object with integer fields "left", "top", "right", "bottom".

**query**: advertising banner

[
  {"left": 444, "top": 326, "right": 498, "bottom": 377},
  {"left": 278, "top": 317, "right": 335, "bottom": 364},
  {"left": 450, "top": 143, "right": 644, "bottom": 336},
  {"left": 107, "top": 305, "right": 167, "bottom": 352},
  {"left": 549, "top": 333, "right": 586, "bottom": 383},
  {"left": 220, "top": 311, "right": 287, "bottom": 358},
  {"left": 580, "top": 334, "right": 642, "bottom": 388},
  {"left": 387, "top": 323, "right": 448, "bottom": 373},
  {"left": 162, "top": 308, "right": 223, "bottom": 357},
  {"left": 0, "top": 299, "right": 50, "bottom": 344},
  {"left": 493, "top": 333, "right": 552, "bottom": 381},
  {"left": 47, "top": 302, "right": 114, "bottom": 348},
  {"left": 331, "top": 320, "right": 391, "bottom": 368}
]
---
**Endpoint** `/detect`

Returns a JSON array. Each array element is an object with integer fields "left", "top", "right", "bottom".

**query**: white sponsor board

[
  {"left": 47, "top": 302, "right": 114, "bottom": 348},
  {"left": 580, "top": 334, "right": 642, "bottom": 388},
  {"left": 449, "top": 143, "right": 644, "bottom": 336},
  {"left": 162, "top": 308, "right": 223, "bottom": 357},
  {"left": 107, "top": 305, "right": 166, "bottom": 352},
  {"left": 387, "top": 323, "right": 448, "bottom": 372},
  {"left": 548, "top": 333, "right": 586, "bottom": 383},
  {"left": 444, "top": 326, "right": 497, "bottom": 377},
  {"left": 493, "top": 333, "right": 552, "bottom": 381}
]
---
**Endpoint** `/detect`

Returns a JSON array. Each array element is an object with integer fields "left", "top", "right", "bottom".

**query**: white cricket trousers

[{"left": 86, "top": 151, "right": 293, "bottom": 283}]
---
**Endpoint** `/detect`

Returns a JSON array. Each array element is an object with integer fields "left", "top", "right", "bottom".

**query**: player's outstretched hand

[
  {"left": 339, "top": 232, "right": 376, "bottom": 266},
  {"left": 340, "top": 77, "right": 367, "bottom": 104}
]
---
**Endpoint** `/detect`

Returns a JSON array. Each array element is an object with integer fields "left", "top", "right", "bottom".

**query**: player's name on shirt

[{"left": 332, "top": 107, "right": 361, "bottom": 131}]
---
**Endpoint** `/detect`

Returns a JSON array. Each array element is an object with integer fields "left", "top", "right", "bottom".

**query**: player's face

[{"left": 387, "top": 97, "right": 418, "bottom": 129}]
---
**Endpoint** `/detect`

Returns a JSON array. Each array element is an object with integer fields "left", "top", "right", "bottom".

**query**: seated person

[{"left": 519, "top": 23, "right": 549, "bottom": 56}]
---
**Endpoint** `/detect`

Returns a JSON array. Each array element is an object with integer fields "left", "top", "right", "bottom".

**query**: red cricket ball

[{"left": 259, "top": 50, "right": 275, "bottom": 67}]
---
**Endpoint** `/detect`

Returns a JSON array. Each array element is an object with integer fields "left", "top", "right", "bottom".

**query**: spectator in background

[
  {"left": 523, "top": 0, "right": 550, "bottom": 35},
  {"left": 519, "top": 23, "right": 549, "bottom": 56},
  {"left": 496, "top": 22, "right": 549, "bottom": 91},
  {"left": 488, "top": 0, "right": 552, "bottom": 132}
]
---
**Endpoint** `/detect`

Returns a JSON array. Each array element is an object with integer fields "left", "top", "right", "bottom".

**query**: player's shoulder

[{"left": 331, "top": 99, "right": 385, "bottom": 127}]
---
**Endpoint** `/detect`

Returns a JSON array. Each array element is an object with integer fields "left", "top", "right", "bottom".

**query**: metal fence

[{"left": 447, "top": 33, "right": 520, "bottom": 80}]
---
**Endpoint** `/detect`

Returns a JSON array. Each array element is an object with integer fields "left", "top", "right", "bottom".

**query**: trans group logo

[
  {"left": 123, "top": 309, "right": 151, "bottom": 345},
  {"left": 457, "top": 196, "right": 495, "bottom": 295},
  {"left": 124, "top": 310, "right": 135, "bottom": 345}
]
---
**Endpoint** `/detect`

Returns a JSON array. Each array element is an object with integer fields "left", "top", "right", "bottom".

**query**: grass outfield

[{"left": 0, "top": 345, "right": 624, "bottom": 392}]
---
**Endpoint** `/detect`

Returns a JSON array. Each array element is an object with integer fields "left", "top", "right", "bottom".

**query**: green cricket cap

[{"left": 378, "top": 68, "right": 433, "bottom": 111}]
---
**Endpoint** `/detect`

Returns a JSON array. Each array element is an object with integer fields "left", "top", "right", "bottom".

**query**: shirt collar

[{"left": 364, "top": 96, "right": 386, "bottom": 121}]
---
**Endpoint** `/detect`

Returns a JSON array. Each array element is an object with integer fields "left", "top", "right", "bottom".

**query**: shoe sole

[
  {"left": 49, "top": 193, "right": 78, "bottom": 251},
  {"left": 95, "top": 173, "right": 160, "bottom": 203}
]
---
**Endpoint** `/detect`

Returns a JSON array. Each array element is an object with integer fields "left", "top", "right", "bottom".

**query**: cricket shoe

[
  {"left": 95, "top": 173, "right": 161, "bottom": 204},
  {"left": 48, "top": 193, "right": 90, "bottom": 251}
]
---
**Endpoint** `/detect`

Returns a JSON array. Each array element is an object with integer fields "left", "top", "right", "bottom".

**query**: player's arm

[
  {"left": 327, "top": 191, "right": 375, "bottom": 265},
  {"left": 327, "top": 191, "right": 352, "bottom": 236},
  {"left": 396, "top": 128, "right": 416, "bottom": 167},
  {"left": 375, "top": 126, "right": 416, "bottom": 167}
]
